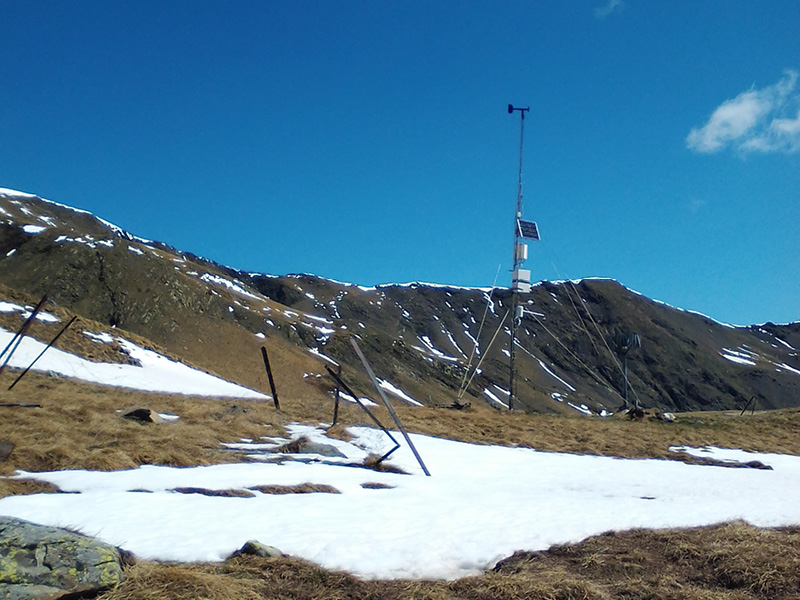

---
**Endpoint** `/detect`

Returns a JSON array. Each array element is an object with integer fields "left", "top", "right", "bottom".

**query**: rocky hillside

[{"left": 1, "top": 187, "right": 798, "bottom": 414}]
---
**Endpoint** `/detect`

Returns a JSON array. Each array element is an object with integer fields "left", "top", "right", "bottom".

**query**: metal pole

[
  {"left": 9, "top": 316, "right": 77, "bottom": 390},
  {"left": 623, "top": 353, "right": 629, "bottom": 408},
  {"left": 0, "top": 292, "right": 49, "bottom": 376},
  {"left": 324, "top": 365, "right": 401, "bottom": 463},
  {"left": 350, "top": 338, "right": 431, "bottom": 476},
  {"left": 508, "top": 105, "right": 528, "bottom": 410}
]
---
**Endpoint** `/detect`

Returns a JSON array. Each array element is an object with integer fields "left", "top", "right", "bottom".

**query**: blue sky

[{"left": 1, "top": 1, "right": 798, "bottom": 325}]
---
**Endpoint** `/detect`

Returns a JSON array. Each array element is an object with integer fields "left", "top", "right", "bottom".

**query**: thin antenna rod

[{"left": 507, "top": 104, "right": 529, "bottom": 410}]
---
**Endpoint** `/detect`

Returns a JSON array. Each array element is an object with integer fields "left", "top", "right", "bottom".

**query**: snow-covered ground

[
  {"left": 1, "top": 293, "right": 798, "bottom": 581},
  {"left": 0, "top": 326, "right": 267, "bottom": 399},
  {"left": 1, "top": 424, "right": 798, "bottom": 580}
]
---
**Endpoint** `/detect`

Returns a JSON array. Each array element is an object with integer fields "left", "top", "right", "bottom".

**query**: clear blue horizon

[{"left": 1, "top": 1, "right": 798, "bottom": 325}]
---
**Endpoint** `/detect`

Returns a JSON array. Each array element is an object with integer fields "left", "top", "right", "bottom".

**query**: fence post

[
  {"left": 260, "top": 346, "right": 280, "bottom": 409},
  {"left": 332, "top": 364, "right": 342, "bottom": 425}
]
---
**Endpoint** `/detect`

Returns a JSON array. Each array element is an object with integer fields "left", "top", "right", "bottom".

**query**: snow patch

[
  {"left": 720, "top": 348, "right": 757, "bottom": 366},
  {"left": 0, "top": 326, "right": 267, "bottom": 399},
  {"left": 0, "top": 301, "right": 60, "bottom": 323},
  {"left": 200, "top": 273, "right": 261, "bottom": 301},
  {"left": 482, "top": 388, "right": 508, "bottom": 409},
  {"left": 1, "top": 432, "right": 798, "bottom": 580},
  {"left": 377, "top": 378, "right": 423, "bottom": 407}
]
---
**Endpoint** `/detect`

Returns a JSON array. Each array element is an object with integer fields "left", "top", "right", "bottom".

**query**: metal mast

[{"left": 508, "top": 104, "right": 530, "bottom": 411}]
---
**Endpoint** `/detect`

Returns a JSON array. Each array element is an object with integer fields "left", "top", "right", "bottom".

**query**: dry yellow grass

[
  {"left": 247, "top": 483, "right": 340, "bottom": 494},
  {"left": 99, "top": 562, "right": 263, "bottom": 600},
  {"left": 392, "top": 403, "right": 800, "bottom": 459},
  {"left": 0, "top": 372, "right": 290, "bottom": 497},
  {"left": 2, "top": 364, "right": 798, "bottom": 599},
  {"left": 2, "top": 368, "right": 799, "bottom": 500},
  {"left": 98, "top": 522, "right": 800, "bottom": 600}
]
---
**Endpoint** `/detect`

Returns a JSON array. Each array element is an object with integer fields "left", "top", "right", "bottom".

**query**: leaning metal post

[{"left": 350, "top": 338, "right": 431, "bottom": 476}]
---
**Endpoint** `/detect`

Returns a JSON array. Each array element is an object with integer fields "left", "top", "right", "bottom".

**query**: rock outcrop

[{"left": 0, "top": 517, "right": 125, "bottom": 599}]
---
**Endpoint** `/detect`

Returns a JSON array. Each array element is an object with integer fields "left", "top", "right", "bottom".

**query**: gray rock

[
  {"left": 2, "top": 583, "right": 64, "bottom": 600},
  {"left": 279, "top": 436, "right": 346, "bottom": 458},
  {"left": 0, "top": 517, "right": 125, "bottom": 599},
  {"left": 299, "top": 440, "right": 347, "bottom": 458},
  {"left": 0, "top": 440, "right": 14, "bottom": 462},
  {"left": 228, "top": 540, "right": 285, "bottom": 560}
]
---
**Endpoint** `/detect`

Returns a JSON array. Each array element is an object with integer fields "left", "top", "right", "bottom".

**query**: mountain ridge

[{"left": 1, "top": 186, "right": 798, "bottom": 414}]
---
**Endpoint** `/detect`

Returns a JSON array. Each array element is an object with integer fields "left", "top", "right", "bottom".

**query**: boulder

[
  {"left": 0, "top": 440, "right": 14, "bottom": 462},
  {"left": 2, "top": 583, "right": 65, "bottom": 600},
  {"left": 121, "top": 408, "right": 163, "bottom": 423},
  {"left": 228, "top": 540, "right": 285, "bottom": 560},
  {"left": 0, "top": 517, "right": 125, "bottom": 599},
  {"left": 278, "top": 436, "right": 346, "bottom": 458}
]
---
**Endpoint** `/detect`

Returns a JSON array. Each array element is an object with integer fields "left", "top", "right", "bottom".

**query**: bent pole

[{"left": 350, "top": 337, "right": 431, "bottom": 476}]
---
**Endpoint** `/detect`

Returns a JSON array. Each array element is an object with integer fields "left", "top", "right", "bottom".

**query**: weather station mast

[{"left": 507, "top": 104, "right": 539, "bottom": 410}]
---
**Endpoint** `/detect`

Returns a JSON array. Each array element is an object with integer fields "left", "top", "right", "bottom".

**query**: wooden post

[{"left": 260, "top": 346, "right": 280, "bottom": 410}]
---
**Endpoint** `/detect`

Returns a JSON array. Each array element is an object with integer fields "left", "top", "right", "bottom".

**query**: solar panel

[{"left": 517, "top": 219, "right": 540, "bottom": 241}]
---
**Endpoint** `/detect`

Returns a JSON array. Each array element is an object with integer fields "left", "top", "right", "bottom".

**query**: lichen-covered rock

[{"left": 0, "top": 517, "right": 124, "bottom": 599}]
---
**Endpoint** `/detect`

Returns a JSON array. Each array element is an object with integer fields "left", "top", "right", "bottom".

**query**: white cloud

[
  {"left": 594, "top": 0, "right": 624, "bottom": 19},
  {"left": 686, "top": 70, "right": 800, "bottom": 154}
]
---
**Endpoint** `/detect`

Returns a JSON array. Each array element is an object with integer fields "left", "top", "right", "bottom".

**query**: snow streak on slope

[
  {"left": 415, "top": 335, "right": 460, "bottom": 363},
  {"left": 377, "top": 378, "right": 423, "bottom": 406},
  {"left": 199, "top": 273, "right": 262, "bottom": 301},
  {"left": 0, "top": 301, "right": 60, "bottom": 323},
  {"left": 721, "top": 347, "right": 757, "bottom": 366},
  {"left": 2, "top": 426, "right": 798, "bottom": 580},
  {"left": 0, "top": 327, "right": 268, "bottom": 399}
]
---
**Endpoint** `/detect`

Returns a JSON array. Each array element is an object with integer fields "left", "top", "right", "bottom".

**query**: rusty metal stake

[
  {"left": 260, "top": 346, "right": 280, "bottom": 409},
  {"left": 332, "top": 364, "right": 342, "bottom": 425}
]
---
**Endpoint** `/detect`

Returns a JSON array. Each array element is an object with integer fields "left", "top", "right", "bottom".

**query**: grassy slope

[
  {"left": 1, "top": 372, "right": 799, "bottom": 599},
  {"left": 101, "top": 522, "right": 800, "bottom": 600},
  {"left": 3, "top": 371, "right": 800, "bottom": 487}
]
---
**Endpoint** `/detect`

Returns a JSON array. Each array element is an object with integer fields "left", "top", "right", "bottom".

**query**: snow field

[{"left": 1, "top": 425, "right": 798, "bottom": 580}]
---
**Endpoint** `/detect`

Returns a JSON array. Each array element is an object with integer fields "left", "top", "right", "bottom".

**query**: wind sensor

[{"left": 507, "top": 103, "right": 537, "bottom": 410}]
